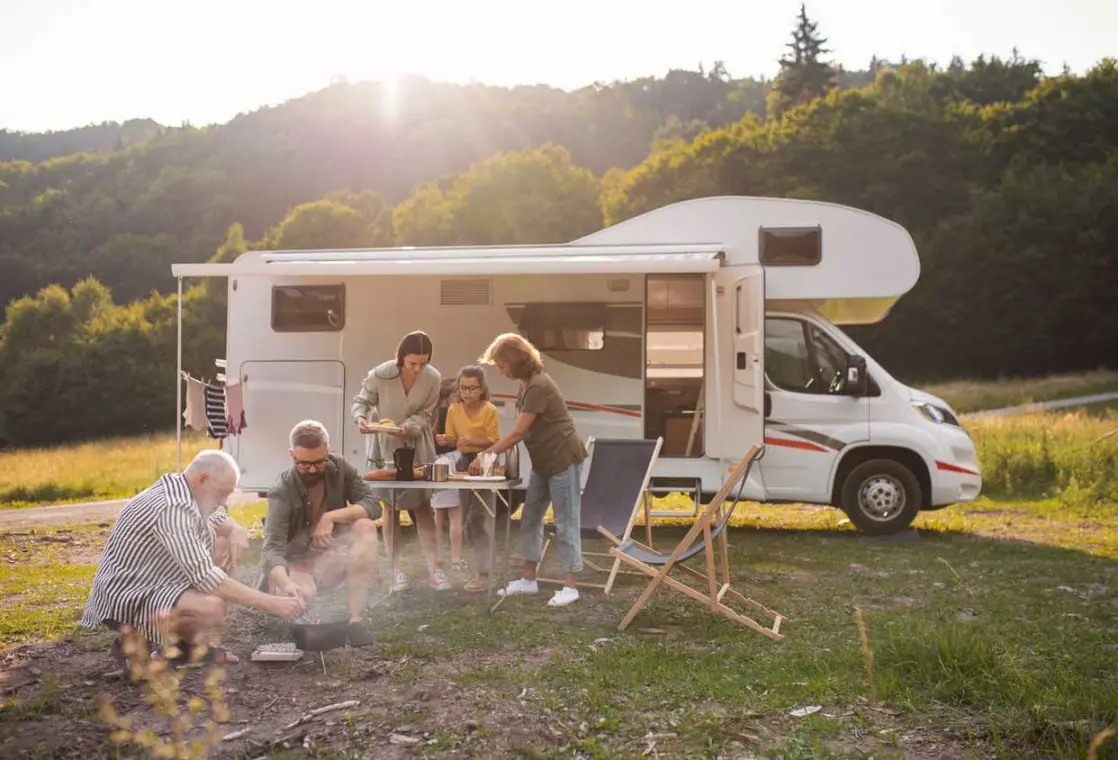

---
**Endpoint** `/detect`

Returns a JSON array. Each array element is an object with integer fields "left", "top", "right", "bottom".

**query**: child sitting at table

[{"left": 434, "top": 365, "right": 501, "bottom": 590}]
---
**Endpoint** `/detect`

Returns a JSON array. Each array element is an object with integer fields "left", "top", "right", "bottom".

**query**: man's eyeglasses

[
  {"left": 458, "top": 385, "right": 481, "bottom": 393},
  {"left": 294, "top": 458, "right": 328, "bottom": 470}
]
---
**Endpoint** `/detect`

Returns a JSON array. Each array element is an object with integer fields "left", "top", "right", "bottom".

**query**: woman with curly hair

[{"left": 472, "top": 333, "right": 588, "bottom": 607}]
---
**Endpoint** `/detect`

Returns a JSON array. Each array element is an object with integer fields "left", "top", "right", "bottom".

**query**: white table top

[{"left": 366, "top": 479, "right": 522, "bottom": 491}]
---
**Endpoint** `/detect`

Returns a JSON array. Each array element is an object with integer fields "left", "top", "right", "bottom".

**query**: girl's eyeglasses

[{"left": 458, "top": 385, "right": 481, "bottom": 393}]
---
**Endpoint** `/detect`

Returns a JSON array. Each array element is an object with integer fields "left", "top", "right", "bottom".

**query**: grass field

[
  {"left": 2, "top": 499, "right": 1115, "bottom": 758},
  {"left": 1, "top": 379, "right": 1116, "bottom": 757},
  {"left": 1, "top": 371, "right": 1116, "bottom": 511},
  {"left": 0, "top": 431, "right": 216, "bottom": 508},
  {"left": 924, "top": 369, "right": 1118, "bottom": 415}
]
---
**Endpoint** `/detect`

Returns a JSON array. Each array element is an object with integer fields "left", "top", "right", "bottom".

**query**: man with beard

[
  {"left": 80, "top": 450, "right": 307, "bottom": 665},
  {"left": 260, "top": 420, "right": 380, "bottom": 643}
]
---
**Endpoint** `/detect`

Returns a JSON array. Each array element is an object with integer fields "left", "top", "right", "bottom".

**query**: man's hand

[
  {"left": 225, "top": 524, "right": 249, "bottom": 569},
  {"left": 357, "top": 417, "right": 375, "bottom": 435},
  {"left": 435, "top": 433, "right": 452, "bottom": 447},
  {"left": 312, "top": 512, "right": 335, "bottom": 550},
  {"left": 277, "top": 579, "right": 308, "bottom": 605},
  {"left": 468, "top": 457, "right": 483, "bottom": 475},
  {"left": 215, "top": 524, "right": 250, "bottom": 570},
  {"left": 265, "top": 594, "right": 307, "bottom": 621}
]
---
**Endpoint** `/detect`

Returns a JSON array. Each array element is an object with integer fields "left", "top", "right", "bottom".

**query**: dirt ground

[
  {"left": 0, "top": 627, "right": 966, "bottom": 760},
  {"left": 5, "top": 514, "right": 1106, "bottom": 759}
]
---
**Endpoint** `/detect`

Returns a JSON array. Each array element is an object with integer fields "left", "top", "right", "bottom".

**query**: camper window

[
  {"left": 759, "top": 226, "right": 822, "bottom": 266},
  {"left": 517, "top": 302, "right": 605, "bottom": 351},
  {"left": 271, "top": 284, "right": 346, "bottom": 332},
  {"left": 764, "top": 317, "right": 847, "bottom": 395}
]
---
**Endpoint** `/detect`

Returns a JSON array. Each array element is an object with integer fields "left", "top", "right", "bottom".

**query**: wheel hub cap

[{"left": 859, "top": 476, "right": 905, "bottom": 521}]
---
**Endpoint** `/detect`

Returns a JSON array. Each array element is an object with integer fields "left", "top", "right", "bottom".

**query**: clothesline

[{"left": 181, "top": 372, "right": 247, "bottom": 440}]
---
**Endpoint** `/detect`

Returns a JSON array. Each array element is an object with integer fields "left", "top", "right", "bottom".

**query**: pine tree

[{"left": 769, "top": 4, "right": 838, "bottom": 116}]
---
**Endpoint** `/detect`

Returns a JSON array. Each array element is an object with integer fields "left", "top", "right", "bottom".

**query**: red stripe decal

[
  {"left": 491, "top": 393, "right": 642, "bottom": 419},
  {"left": 764, "top": 436, "right": 827, "bottom": 453},
  {"left": 936, "top": 461, "right": 980, "bottom": 477}
]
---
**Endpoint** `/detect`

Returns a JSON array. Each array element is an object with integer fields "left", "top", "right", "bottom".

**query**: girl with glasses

[{"left": 435, "top": 365, "right": 500, "bottom": 591}]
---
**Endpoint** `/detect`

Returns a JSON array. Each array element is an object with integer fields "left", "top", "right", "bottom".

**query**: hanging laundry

[
  {"left": 183, "top": 376, "right": 207, "bottom": 432},
  {"left": 204, "top": 384, "right": 228, "bottom": 440},
  {"left": 225, "top": 381, "right": 246, "bottom": 435}
]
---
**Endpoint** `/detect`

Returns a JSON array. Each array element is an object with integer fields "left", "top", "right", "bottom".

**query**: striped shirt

[{"left": 80, "top": 473, "right": 230, "bottom": 643}]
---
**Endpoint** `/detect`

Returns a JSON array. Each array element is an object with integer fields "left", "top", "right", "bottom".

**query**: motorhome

[{"left": 171, "top": 196, "right": 982, "bottom": 535}]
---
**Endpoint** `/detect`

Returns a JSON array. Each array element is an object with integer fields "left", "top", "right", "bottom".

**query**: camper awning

[{"left": 171, "top": 244, "right": 725, "bottom": 278}]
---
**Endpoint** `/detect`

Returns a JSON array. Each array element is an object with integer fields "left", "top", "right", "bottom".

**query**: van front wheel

[{"left": 840, "top": 459, "right": 921, "bottom": 536}]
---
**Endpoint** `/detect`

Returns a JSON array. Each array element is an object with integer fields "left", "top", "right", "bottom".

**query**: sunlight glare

[{"left": 379, "top": 72, "right": 402, "bottom": 121}]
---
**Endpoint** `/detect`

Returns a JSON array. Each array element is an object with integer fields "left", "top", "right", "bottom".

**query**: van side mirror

[{"left": 845, "top": 355, "right": 868, "bottom": 397}]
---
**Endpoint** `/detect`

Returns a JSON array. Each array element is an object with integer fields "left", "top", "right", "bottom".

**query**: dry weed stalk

[
  {"left": 97, "top": 627, "right": 230, "bottom": 759},
  {"left": 853, "top": 606, "right": 876, "bottom": 699},
  {"left": 1088, "top": 726, "right": 1116, "bottom": 760}
]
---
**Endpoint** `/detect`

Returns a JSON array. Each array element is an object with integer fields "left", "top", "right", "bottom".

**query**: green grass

[
  {"left": 926, "top": 369, "right": 1118, "bottom": 414},
  {"left": 968, "top": 409, "right": 1118, "bottom": 502},
  {"left": 3, "top": 498, "right": 1116, "bottom": 758},
  {"left": 0, "top": 431, "right": 217, "bottom": 508}
]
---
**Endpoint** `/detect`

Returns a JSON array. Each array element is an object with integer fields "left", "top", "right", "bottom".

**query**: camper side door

[{"left": 726, "top": 266, "right": 765, "bottom": 454}]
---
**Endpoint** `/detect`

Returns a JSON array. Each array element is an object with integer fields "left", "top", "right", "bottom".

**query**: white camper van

[{"left": 172, "top": 196, "right": 982, "bottom": 535}]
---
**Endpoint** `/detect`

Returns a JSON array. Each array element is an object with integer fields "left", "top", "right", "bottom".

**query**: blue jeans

[{"left": 522, "top": 463, "right": 583, "bottom": 574}]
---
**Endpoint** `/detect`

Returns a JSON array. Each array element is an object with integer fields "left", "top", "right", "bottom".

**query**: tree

[
  {"left": 263, "top": 199, "right": 381, "bottom": 250},
  {"left": 394, "top": 144, "right": 602, "bottom": 246},
  {"left": 769, "top": 4, "right": 838, "bottom": 116}
]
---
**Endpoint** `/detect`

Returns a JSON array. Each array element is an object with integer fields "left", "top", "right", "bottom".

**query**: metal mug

[{"left": 424, "top": 463, "right": 449, "bottom": 482}]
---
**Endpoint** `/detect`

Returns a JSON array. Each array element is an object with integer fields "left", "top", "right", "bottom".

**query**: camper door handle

[{"left": 736, "top": 351, "right": 747, "bottom": 370}]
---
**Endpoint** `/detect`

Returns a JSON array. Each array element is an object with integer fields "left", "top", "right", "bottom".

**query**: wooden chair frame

[{"left": 604, "top": 445, "right": 787, "bottom": 640}]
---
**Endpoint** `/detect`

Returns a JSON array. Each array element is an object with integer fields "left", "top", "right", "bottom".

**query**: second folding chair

[{"left": 537, "top": 436, "right": 663, "bottom": 595}]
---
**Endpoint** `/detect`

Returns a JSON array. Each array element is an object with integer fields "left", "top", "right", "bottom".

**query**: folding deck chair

[
  {"left": 604, "top": 445, "right": 787, "bottom": 641},
  {"left": 537, "top": 436, "right": 663, "bottom": 595}
]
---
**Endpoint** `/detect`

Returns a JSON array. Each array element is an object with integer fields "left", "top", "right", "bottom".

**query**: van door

[
  {"left": 759, "top": 316, "right": 870, "bottom": 501},
  {"left": 234, "top": 360, "right": 347, "bottom": 491},
  {"left": 708, "top": 265, "right": 765, "bottom": 458}
]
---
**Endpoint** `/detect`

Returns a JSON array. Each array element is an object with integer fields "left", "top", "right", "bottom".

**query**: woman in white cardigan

[{"left": 352, "top": 331, "right": 448, "bottom": 591}]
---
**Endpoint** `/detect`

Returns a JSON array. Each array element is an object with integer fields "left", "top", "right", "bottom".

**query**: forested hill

[
  {"left": 0, "top": 8, "right": 1116, "bottom": 447},
  {"left": 0, "top": 118, "right": 164, "bottom": 164},
  {"left": 0, "top": 62, "right": 887, "bottom": 309}
]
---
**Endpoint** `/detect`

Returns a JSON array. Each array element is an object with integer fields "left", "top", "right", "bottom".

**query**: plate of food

[
  {"left": 463, "top": 475, "right": 506, "bottom": 482},
  {"left": 366, "top": 418, "right": 404, "bottom": 434}
]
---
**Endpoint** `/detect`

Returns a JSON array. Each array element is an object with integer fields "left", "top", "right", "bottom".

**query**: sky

[{"left": 1, "top": 0, "right": 1114, "bottom": 133}]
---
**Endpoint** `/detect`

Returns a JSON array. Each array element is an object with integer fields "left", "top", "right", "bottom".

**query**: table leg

[
  {"left": 467, "top": 488, "right": 498, "bottom": 604},
  {"left": 367, "top": 489, "right": 397, "bottom": 611},
  {"left": 489, "top": 489, "right": 514, "bottom": 614}
]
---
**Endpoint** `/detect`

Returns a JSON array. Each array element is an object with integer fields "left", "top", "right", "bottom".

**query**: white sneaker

[
  {"left": 428, "top": 568, "right": 452, "bottom": 591},
  {"left": 391, "top": 569, "right": 409, "bottom": 592},
  {"left": 548, "top": 586, "right": 580, "bottom": 607},
  {"left": 497, "top": 578, "right": 539, "bottom": 597}
]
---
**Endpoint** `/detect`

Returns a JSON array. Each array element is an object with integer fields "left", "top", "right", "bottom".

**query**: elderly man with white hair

[{"left": 81, "top": 449, "right": 306, "bottom": 665}]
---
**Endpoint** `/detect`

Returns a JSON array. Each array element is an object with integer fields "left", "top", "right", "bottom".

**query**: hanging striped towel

[{"left": 204, "top": 384, "right": 228, "bottom": 440}]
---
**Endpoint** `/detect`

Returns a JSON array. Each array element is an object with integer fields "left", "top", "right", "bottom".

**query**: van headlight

[{"left": 912, "top": 402, "right": 960, "bottom": 426}]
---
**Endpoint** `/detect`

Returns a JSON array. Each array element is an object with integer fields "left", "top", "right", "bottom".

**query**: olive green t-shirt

[{"left": 518, "top": 372, "right": 588, "bottom": 479}]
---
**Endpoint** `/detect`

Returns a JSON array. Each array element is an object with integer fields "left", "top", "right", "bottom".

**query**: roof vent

[{"left": 440, "top": 279, "right": 491, "bottom": 306}]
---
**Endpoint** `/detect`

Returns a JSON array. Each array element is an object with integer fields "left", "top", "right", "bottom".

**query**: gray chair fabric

[{"left": 578, "top": 438, "right": 660, "bottom": 537}]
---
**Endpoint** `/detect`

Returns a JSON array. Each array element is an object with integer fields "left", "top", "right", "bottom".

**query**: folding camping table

[{"left": 370, "top": 479, "right": 521, "bottom": 612}]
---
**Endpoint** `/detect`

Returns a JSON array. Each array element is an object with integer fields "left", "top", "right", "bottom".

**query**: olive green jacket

[{"left": 258, "top": 454, "right": 380, "bottom": 584}]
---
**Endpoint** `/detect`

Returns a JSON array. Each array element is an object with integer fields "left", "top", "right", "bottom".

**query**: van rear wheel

[{"left": 840, "top": 459, "right": 921, "bottom": 536}]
